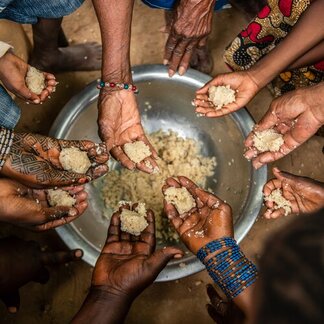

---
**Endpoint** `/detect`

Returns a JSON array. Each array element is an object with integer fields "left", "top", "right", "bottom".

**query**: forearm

[
  {"left": 72, "top": 287, "right": 133, "bottom": 324},
  {"left": 250, "top": 0, "right": 324, "bottom": 87},
  {"left": 92, "top": 0, "right": 134, "bottom": 83}
]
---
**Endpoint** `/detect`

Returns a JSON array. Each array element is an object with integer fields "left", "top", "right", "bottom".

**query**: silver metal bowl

[{"left": 50, "top": 64, "right": 266, "bottom": 281}]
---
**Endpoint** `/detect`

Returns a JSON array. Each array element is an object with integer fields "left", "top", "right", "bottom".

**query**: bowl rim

[{"left": 50, "top": 64, "right": 267, "bottom": 281}]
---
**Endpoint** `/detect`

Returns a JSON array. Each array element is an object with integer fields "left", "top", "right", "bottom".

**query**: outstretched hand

[
  {"left": 98, "top": 90, "right": 158, "bottom": 173},
  {"left": 0, "top": 236, "right": 83, "bottom": 313},
  {"left": 244, "top": 85, "right": 324, "bottom": 169},
  {"left": 194, "top": 71, "right": 260, "bottom": 118},
  {"left": 0, "top": 51, "right": 56, "bottom": 104},
  {"left": 0, "top": 178, "right": 88, "bottom": 231},
  {"left": 163, "top": 176, "right": 233, "bottom": 254},
  {"left": 92, "top": 204, "right": 183, "bottom": 298},
  {"left": 1, "top": 133, "right": 109, "bottom": 188},
  {"left": 263, "top": 168, "right": 324, "bottom": 219}
]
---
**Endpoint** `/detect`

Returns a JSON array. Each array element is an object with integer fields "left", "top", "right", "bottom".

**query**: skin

[
  {"left": 0, "top": 236, "right": 83, "bottom": 313},
  {"left": 194, "top": 0, "right": 324, "bottom": 116},
  {"left": 0, "top": 51, "right": 56, "bottom": 104},
  {"left": 244, "top": 84, "right": 324, "bottom": 168},
  {"left": 163, "top": 0, "right": 216, "bottom": 77},
  {"left": 263, "top": 168, "right": 324, "bottom": 219},
  {"left": 73, "top": 206, "right": 183, "bottom": 323},
  {"left": 0, "top": 179, "right": 88, "bottom": 231},
  {"left": 1, "top": 133, "right": 109, "bottom": 188},
  {"left": 162, "top": 176, "right": 254, "bottom": 314}
]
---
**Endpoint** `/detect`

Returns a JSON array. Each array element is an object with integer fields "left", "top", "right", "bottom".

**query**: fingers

[
  {"left": 0, "top": 291, "right": 20, "bottom": 314},
  {"left": 106, "top": 212, "right": 121, "bottom": 243},
  {"left": 139, "top": 209, "right": 155, "bottom": 254},
  {"left": 164, "top": 32, "right": 179, "bottom": 67},
  {"left": 87, "top": 164, "right": 109, "bottom": 180},
  {"left": 195, "top": 188, "right": 223, "bottom": 209},
  {"left": 41, "top": 249, "right": 83, "bottom": 265},
  {"left": 110, "top": 146, "right": 135, "bottom": 170}
]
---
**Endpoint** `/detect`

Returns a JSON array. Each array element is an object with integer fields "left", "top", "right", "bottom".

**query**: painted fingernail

[
  {"left": 168, "top": 70, "right": 175, "bottom": 77},
  {"left": 163, "top": 59, "right": 169, "bottom": 65},
  {"left": 178, "top": 67, "right": 186, "bottom": 76}
]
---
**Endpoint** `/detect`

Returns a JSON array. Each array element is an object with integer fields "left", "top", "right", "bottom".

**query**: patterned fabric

[
  {"left": 223, "top": 0, "right": 324, "bottom": 97},
  {"left": 0, "top": 85, "right": 20, "bottom": 129},
  {"left": 0, "top": 0, "right": 84, "bottom": 24},
  {"left": 142, "top": 0, "right": 231, "bottom": 11}
]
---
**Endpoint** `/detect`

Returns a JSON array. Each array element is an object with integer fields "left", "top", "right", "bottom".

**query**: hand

[
  {"left": 98, "top": 90, "right": 158, "bottom": 173},
  {"left": 0, "top": 236, "right": 82, "bottom": 313},
  {"left": 194, "top": 71, "right": 260, "bottom": 118},
  {"left": 164, "top": 0, "right": 215, "bottom": 76},
  {"left": 244, "top": 85, "right": 324, "bottom": 169},
  {"left": 92, "top": 204, "right": 183, "bottom": 299},
  {"left": 162, "top": 176, "right": 233, "bottom": 254},
  {"left": 206, "top": 284, "right": 245, "bottom": 324},
  {"left": 1, "top": 132, "right": 109, "bottom": 188},
  {"left": 263, "top": 168, "right": 324, "bottom": 219},
  {"left": 0, "top": 178, "right": 88, "bottom": 231},
  {"left": 0, "top": 51, "right": 56, "bottom": 104}
]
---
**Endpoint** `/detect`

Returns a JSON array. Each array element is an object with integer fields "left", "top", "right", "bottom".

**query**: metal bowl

[{"left": 50, "top": 64, "right": 266, "bottom": 281}]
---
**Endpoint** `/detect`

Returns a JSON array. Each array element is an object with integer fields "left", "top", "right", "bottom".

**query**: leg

[{"left": 29, "top": 18, "right": 102, "bottom": 72}]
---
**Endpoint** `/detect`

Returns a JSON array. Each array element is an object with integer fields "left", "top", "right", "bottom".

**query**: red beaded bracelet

[{"left": 97, "top": 80, "right": 139, "bottom": 94}]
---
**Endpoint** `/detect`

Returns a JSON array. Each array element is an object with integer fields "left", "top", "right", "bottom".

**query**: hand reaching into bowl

[
  {"left": 72, "top": 205, "right": 183, "bottom": 323},
  {"left": 163, "top": 176, "right": 233, "bottom": 254},
  {"left": 244, "top": 84, "right": 324, "bottom": 169},
  {"left": 0, "top": 132, "right": 109, "bottom": 188},
  {"left": 0, "top": 51, "right": 56, "bottom": 104},
  {"left": 98, "top": 89, "right": 158, "bottom": 173},
  {"left": 263, "top": 168, "right": 324, "bottom": 219},
  {"left": 0, "top": 236, "right": 83, "bottom": 313},
  {"left": 0, "top": 178, "right": 88, "bottom": 231},
  {"left": 194, "top": 71, "right": 260, "bottom": 118}
]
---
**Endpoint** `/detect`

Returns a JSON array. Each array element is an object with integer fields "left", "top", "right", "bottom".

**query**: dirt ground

[{"left": 0, "top": 1, "right": 323, "bottom": 323}]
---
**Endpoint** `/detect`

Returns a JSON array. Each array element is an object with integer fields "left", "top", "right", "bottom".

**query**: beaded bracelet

[
  {"left": 97, "top": 80, "right": 139, "bottom": 94},
  {"left": 197, "top": 237, "right": 258, "bottom": 299},
  {"left": 0, "top": 127, "right": 14, "bottom": 170}
]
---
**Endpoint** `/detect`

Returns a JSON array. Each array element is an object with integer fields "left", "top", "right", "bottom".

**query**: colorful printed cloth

[{"left": 224, "top": 0, "right": 324, "bottom": 97}]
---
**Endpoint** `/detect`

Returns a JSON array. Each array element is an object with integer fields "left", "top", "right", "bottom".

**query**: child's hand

[
  {"left": 163, "top": 176, "right": 233, "bottom": 254},
  {"left": 0, "top": 51, "right": 56, "bottom": 104}
]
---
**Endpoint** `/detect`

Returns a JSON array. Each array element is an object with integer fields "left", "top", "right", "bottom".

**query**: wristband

[
  {"left": 197, "top": 237, "right": 258, "bottom": 299},
  {"left": 0, "top": 127, "right": 14, "bottom": 170},
  {"left": 97, "top": 80, "right": 139, "bottom": 94}
]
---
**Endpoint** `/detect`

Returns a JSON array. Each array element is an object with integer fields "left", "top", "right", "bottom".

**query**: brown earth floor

[{"left": 0, "top": 1, "right": 323, "bottom": 323}]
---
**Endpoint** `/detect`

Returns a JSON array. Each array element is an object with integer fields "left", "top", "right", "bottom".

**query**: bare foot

[
  {"left": 29, "top": 42, "right": 102, "bottom": 72},
  {"left": 190, "top": 45, "right": 213, "bottom": 74}
]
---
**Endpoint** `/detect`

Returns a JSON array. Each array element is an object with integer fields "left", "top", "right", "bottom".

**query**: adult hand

[
  {"left": 98, "top": 90, "right": 158, "bottom": 173},
  {"left": 0, "top": 178, "right": 88, "bottom": 231},
  {"left": 245, "top": 85, "right": 324, "bottom": 169},
  {"left": 1, "top": 133, "right": 109, "bottom": 188},
  {"left": 0, "top": 51, "right": 56, "bottom": 104},
  {"left": 194, "top": 71, "right": 260, "bottom": 118},
  {"left": 164, "top": 0, "right": 215, "bottom": 77},
  {"left": 0, "top": 236, "right": 83, "bottom": 313},
  {"left": 163, "top": 176, "right": 233, "bottom": 254},
  {"left": 92, "top": 204, "right": 183, "bottom": 298},
  {"left": 263, "top": 168, "right": 324, "bottom": 219},
  {"left": 206, "top": 284, "right": 245, "bottom": 324}
]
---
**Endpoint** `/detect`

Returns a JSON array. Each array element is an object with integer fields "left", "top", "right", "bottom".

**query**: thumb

[
  {"left": 273, "top": 167, "right": 297, "bottom": 184},
  {"left": 16, "top": 84, "right": 40, "bottom": 103},
  {"left": 146, "top": 247, "right": 183, "bottom": 276},
  {"left": 0, "top": 291, "right": 20, "bottom": 314}
]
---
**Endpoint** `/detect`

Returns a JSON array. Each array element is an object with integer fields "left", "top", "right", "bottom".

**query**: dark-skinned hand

[
  {"left": 163, "top": 176, "right": 233, "bottom": 254},
  {"left": 0, "top": 236, "right": 83, "bottom": 313},
  {"left": 0, "top": 178, "right": 88, "bottom": 231},
  {"left": 164, "top": 0, "right": 215, "bottom": 77},
  {"left": 206, "top": 284, "right": 245, "bottom": 324},
  {"left": 263, "top": 168, "right": 324, "bottom": 219},
  {"left": 194, "top": 71, "right": 260, "bottom": 118},
  {"left": 0, "top": 51, "right": 56, "bottom": 104},
  {"left": 91, "top": 204, "right": 183, "bottom": 298},
  {"left": 98, "top": 90, "right": 158, "bottom": 173},
  {"left": 244, "top": 84, "right": 324, "bottom": 169},
  {"left": 1, "top": 132, "right": 109, "bottom": 188}
]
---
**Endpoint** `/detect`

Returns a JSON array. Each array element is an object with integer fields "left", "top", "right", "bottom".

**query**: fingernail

[
  {"left": 33, "top": 99, "right": 40, "bottom": 104},
  {"left": 74, "top": 249, "right": 83, "bottom": 258},
  {"left": 55, "top": 81, "right": 59, "bottom": 85},
  {"left": 178, "top": 67, "right": 186, "bottom": 76},
  {"left": 174, "top": 253, "right": 183, "bottom": 259},
  {"left": 168, "top": 70, "right": 175, "bottom": 77},
  {"left": 69, "top": 209, "right": 77, "bottom": 216},
  {"left": 8, "top": 307, "right": 17, "bottom": 313},
  {"left": 163, "top": 59, "right": 169, "bottom": 65}
]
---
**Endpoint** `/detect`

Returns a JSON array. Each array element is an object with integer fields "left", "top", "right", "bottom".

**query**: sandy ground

[{"left": 0, "top": 1, "right": 323, "bottom": 323}]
